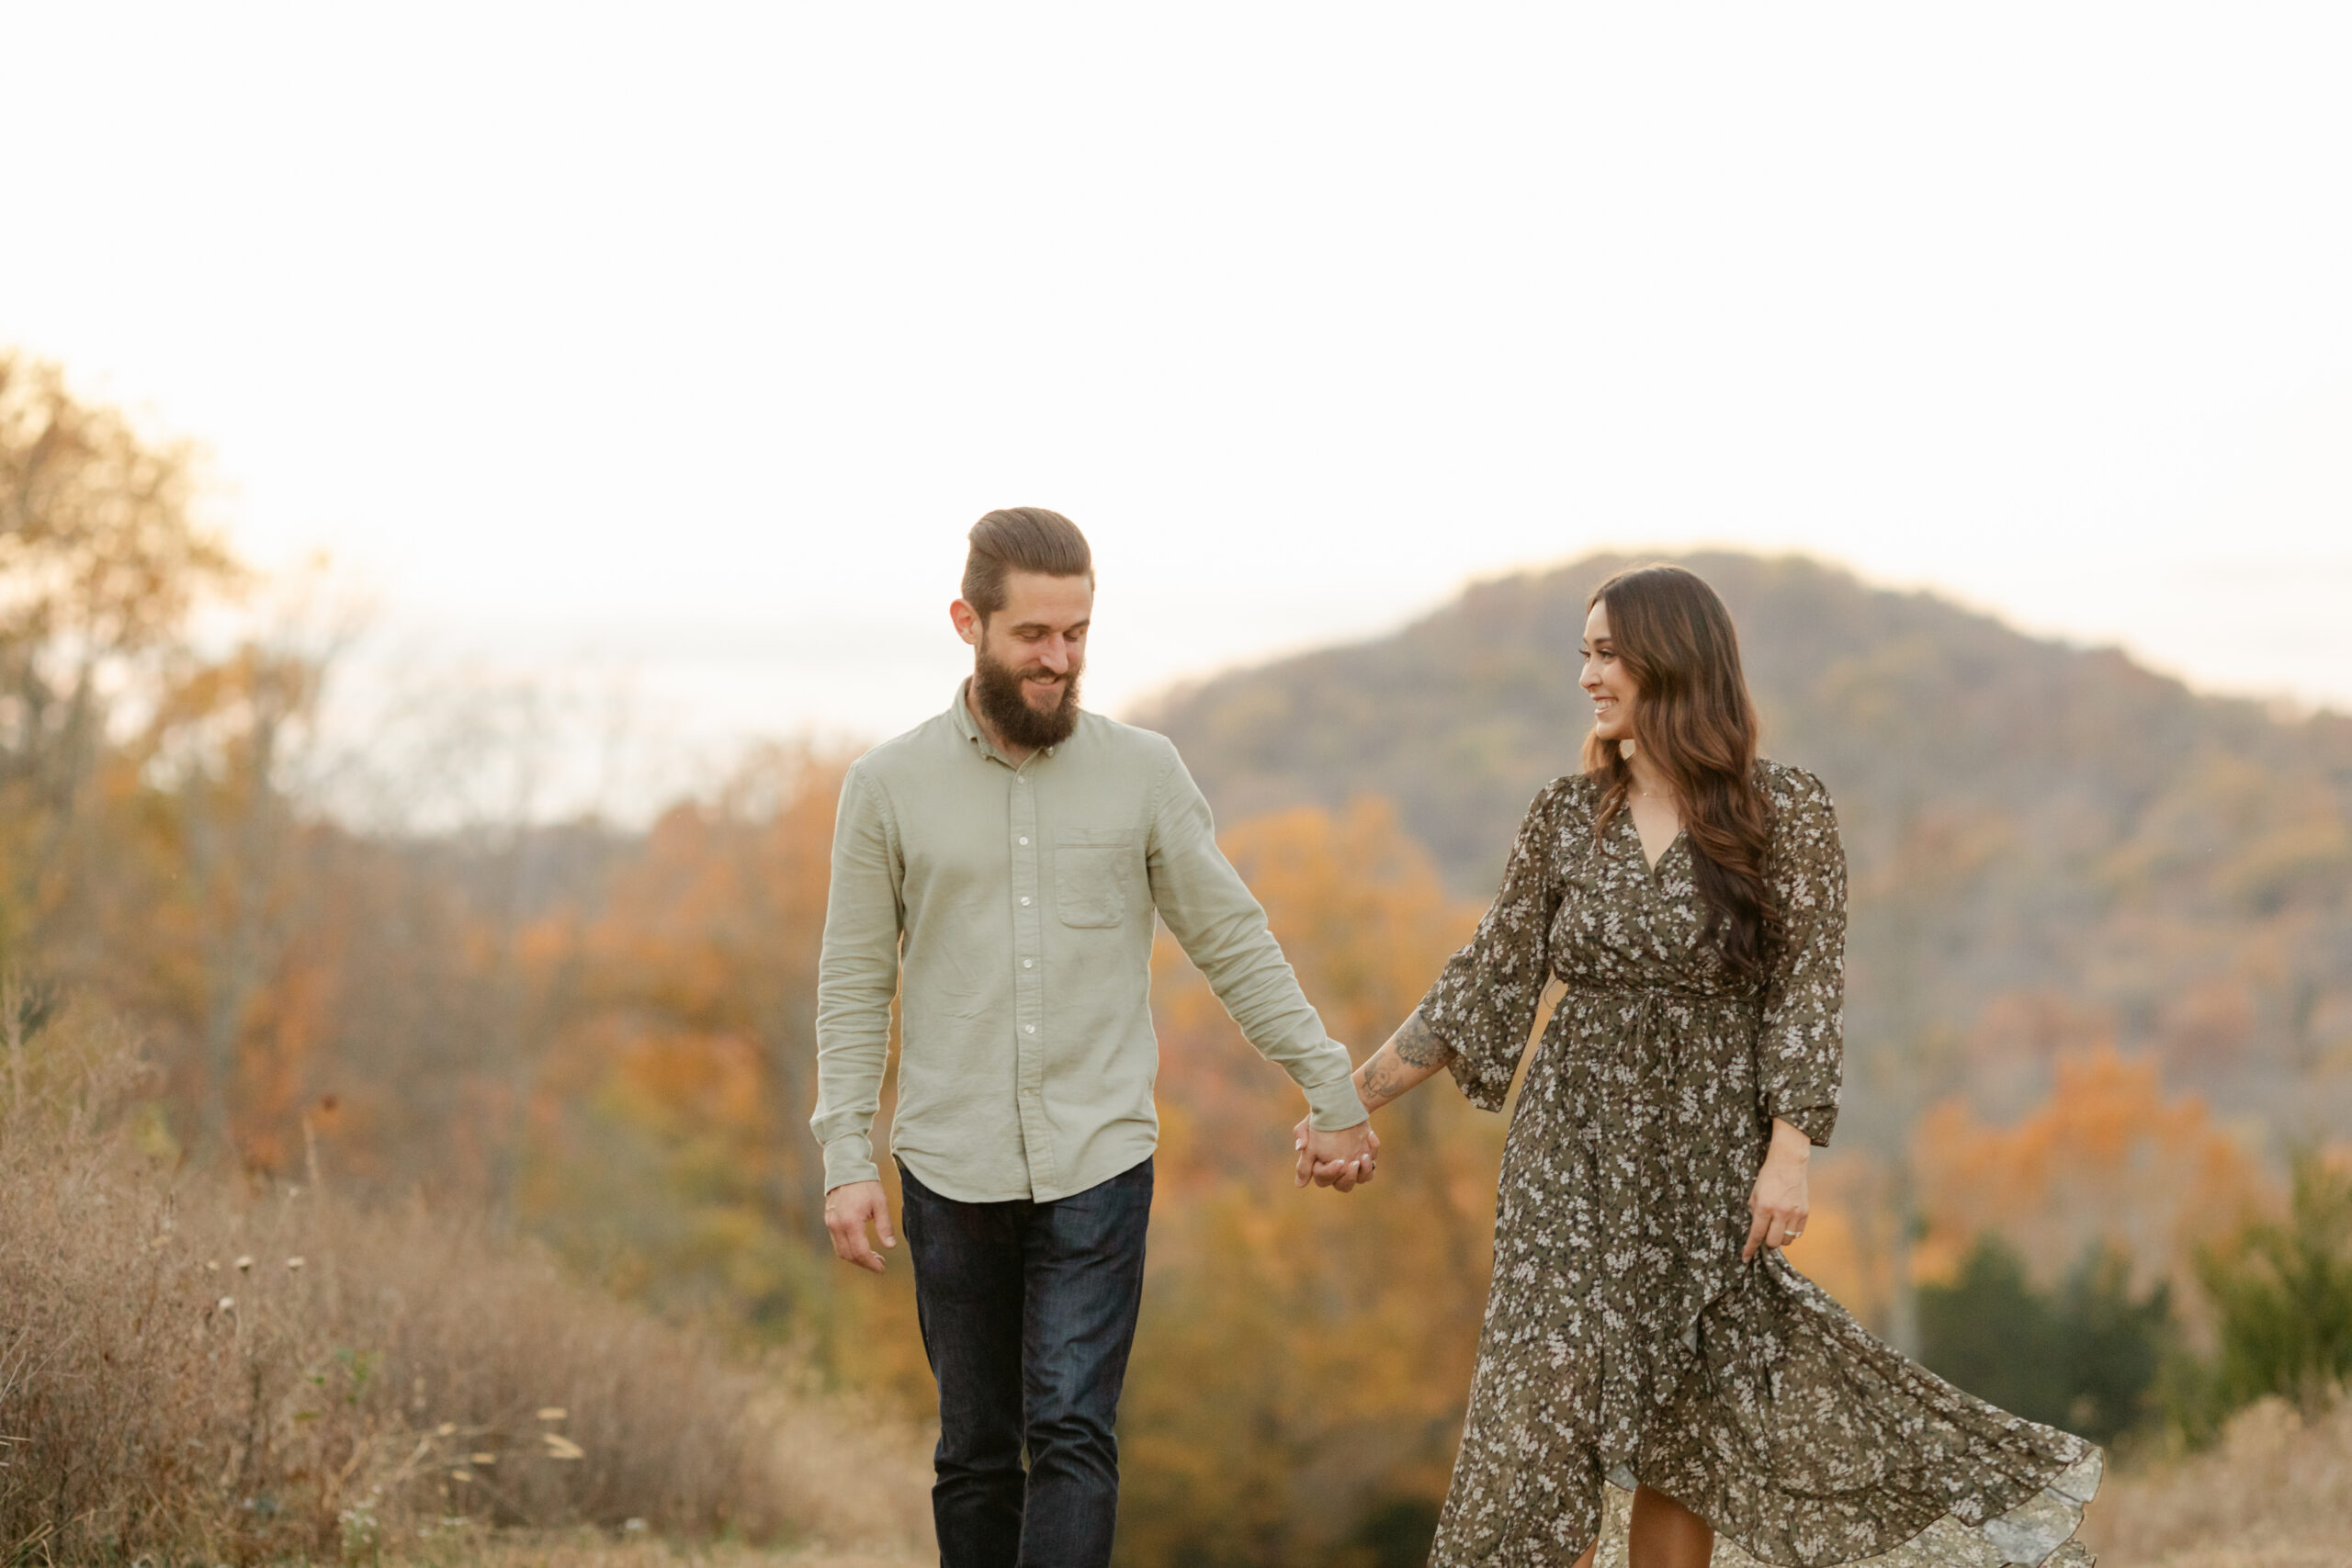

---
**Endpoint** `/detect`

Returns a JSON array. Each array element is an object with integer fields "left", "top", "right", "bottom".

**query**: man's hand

[
  {"left": 825, "top": 1179, "right": 898, "bottom": 1272},
  {"left": 1291, "top": 1114, "right": 1380, "bottom": 1192}
]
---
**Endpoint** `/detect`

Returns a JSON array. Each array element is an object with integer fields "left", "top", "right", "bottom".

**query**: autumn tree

[
  {"left": 1122, "top": 799, "right": 1505, "bottom": 1568},
  {"left": 516, "top": 744, "right": 858, "bottom": 1338},
  {"left": 0, "top": 350, "right": 239, "bottom": 959},
  {"left": 1910, "top": 1045, "right": 2270, "bottom": 1300}
]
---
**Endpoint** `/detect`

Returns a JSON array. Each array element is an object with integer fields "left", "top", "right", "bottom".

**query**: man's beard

[{"left": 973, "top": 646, "right": 1083, "bottom": 750}]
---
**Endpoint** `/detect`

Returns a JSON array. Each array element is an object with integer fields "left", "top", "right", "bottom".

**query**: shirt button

[
  {"left": 1019, "top": 836, "right": 1029, "bottom": 845},
  {"left": 1020, "top": 897, "right": 1032, "bottom": 907},
  {"left": 1025, "top": 1024, "right": 1036, "bottom": 1033},
  {"left": 1023, "top": 959, "right": 1034, "bottom": 968}
]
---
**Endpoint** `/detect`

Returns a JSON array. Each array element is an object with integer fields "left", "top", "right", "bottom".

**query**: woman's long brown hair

[{"left": 1582, "top": 565, "right": 1781, "bottom": 982}]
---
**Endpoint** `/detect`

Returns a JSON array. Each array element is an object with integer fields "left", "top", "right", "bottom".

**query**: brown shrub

[
  {"left": 0, "top": 994, "right": 931, "bottom": 1563},
  {"left": 2081, "top": 1393, "right": 2352, "bottom": 1567}
]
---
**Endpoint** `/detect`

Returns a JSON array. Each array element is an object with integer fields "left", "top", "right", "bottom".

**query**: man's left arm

[{"left": 1145, "top": 745, "right": 1374, "bottom": 1186}]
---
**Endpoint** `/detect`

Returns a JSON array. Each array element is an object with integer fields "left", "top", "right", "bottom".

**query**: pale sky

[{"left": 6, "top": 5, "right": 2350, "bottom": 814}]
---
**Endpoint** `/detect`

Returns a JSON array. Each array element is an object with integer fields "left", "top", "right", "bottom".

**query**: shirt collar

[{"left": 949, "top": 678, "right": 984, "bottom": 744}]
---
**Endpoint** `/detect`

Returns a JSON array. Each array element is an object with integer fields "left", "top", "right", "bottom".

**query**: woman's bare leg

[
  {"left": 1569, "top": 1543, "right": 1599, "bottom": 1568},
  {"left": 1628, "top": 1483, "right": 1714, "bottom": 1568}
]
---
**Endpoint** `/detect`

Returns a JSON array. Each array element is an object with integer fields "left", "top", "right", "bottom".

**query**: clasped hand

[
  {"left": 823, "top": 1111, "right": 1384, "bottom": 1274},
  {"left": 1290, "top": 1114, "right": 1379, "bottom": 1192}
]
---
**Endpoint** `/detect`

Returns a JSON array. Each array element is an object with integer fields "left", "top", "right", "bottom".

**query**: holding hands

[
  {"left": 1292, "top": 1115, "right": 1380, "bottom": 1191},
  {"left": 1283, "top": 1008, "right": 1458, "bottom": 1195}
]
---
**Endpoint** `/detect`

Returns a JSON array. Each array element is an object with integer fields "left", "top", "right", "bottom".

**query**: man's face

[
  {"left": 953, "top": 570, "right": 1094, "bottom": 743},
  {"left": 956, "top": 570, "right": 1093, "bottom": 707}
]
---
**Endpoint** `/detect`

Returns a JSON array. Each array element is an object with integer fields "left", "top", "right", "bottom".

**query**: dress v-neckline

[{"left": 1620, "top": 809, "right": 1686, "bottom": 878}]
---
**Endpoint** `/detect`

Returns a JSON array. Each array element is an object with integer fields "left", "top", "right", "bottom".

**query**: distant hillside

[{"left": 1136, "top": 552, "right": 2352, "bottom": 1147}]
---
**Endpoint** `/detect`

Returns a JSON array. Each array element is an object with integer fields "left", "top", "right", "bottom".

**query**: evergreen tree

[
  {"left": 1921, "top": 1235, "right": 2174, "bottom": 1445},
  {"left": 1919, "top": 1237, "right": 2069, "bottom": 1428},
  {"left": 2197, "top": 1155, "right": 2352, "bottom": 1416},
  {"left": 2055, "top": 1245, "right": 2174, "bottom": 1444}
]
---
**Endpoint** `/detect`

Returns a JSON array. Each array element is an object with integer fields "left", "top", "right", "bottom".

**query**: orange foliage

[
  {"left": 1911, "top": 1046, "right": 2273, "bottom": 1296},
  {"left": 504, "top": 745, "right": 931, "bottom": 1395},
  {"left": 1150, "top": 797, "right": 1481, "bottom": 1188},
  {"left": 1785, "top": 1154, "right": 1907, "bottom": 1330},
  {"left": 1124, "top": 798, "right": 1510, "bottom": 1565},
  {"left": 541, "top": 750, "right": 841, "bottom": 1147}
]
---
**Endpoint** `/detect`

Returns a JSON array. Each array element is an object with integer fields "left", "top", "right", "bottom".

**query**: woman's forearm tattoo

[
  {"left": 1394, "top": 1008, "right": 1452, "bottom": 1067},
  {"left": 1359, "top": 1051, "right": 1408, "bottom": 1108},
  {"left": 1351, "top": 1009, "right": 1455, "bottom": 1113}
]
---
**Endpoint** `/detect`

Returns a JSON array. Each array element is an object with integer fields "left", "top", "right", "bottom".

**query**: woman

[{"left": 1308, "top": 566, "right": 2102, "bottom": 1567}]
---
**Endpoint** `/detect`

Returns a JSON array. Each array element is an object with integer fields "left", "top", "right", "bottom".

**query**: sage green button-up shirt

[{"left": 811, "top": 682, "right": 1367, "bottom": 1203}]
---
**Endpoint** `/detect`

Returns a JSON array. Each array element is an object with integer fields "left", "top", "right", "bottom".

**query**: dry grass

[
  {"left": 0, "top": 998, "right": 932, "bottom": 1564},
  {"left": 377, "top": 1525, "right": 928, "bottom": 1568},
  {"left": 2081, "top": 1395, "right": 2352, "bottom": 1568}
]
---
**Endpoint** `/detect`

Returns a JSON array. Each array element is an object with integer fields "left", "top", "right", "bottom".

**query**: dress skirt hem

[{"left": 1586, "top": 1446, "right": 2102, "bottom": 1567}]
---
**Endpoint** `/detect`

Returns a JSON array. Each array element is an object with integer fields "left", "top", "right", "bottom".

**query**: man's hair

[{"left": 961, "top": 507, "right": 1092, "bottom": 621}]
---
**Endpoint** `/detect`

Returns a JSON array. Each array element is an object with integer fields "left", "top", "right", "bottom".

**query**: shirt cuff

[
  {"left": 1303, "top": 1069, "right": 1371, "bottom": 1132},
  {"left": 1771, "top": 1101, "right": 1838, "bottom": 1147},
  {"left": 822, "top": 1132, "right": 882, "bottom": 1191}
]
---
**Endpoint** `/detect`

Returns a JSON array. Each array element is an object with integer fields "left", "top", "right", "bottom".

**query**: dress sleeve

[
  {"left": 1757, "top": 768, "right": 1847, "bottom": 1145},
  {"left": 1417, "top": 780, "right": 1570, "bottom": 1112}
]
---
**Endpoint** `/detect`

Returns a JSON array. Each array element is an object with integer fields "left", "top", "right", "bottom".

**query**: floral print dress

[{"left": 1419, "top": 760, "right": 2102, "bottom": 1568}]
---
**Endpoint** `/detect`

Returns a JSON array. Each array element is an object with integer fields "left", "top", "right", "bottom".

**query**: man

[{"left": 813, "top": 507, "right": 1378, "bottom": 1567}]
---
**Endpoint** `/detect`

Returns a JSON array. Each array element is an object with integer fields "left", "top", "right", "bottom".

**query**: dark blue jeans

[{"left": 899, "top": 1156, "right": 1153, "bottom": 1568}]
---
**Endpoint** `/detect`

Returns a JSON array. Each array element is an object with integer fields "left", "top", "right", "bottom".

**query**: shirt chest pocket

[{"left": 1053, "top": 828, "right": 1140, "bottom": 929}]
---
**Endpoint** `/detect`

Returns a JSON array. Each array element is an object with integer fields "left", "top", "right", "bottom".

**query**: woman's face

[{"left": 1580, "top": 599, "right": 1639, "bottom": 742}]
